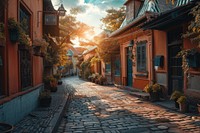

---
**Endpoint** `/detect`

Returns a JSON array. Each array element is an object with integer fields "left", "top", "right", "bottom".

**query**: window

[
  {"left": 137, "top": 41, "right": 147, "bottom": 72},
  {"left": 105, "top": 63, "right": 111, "bottom": 74},
  {"left": 114, "top": 59, "right": 120, "bottom": 76},
  {"left": 19, "top": 5, "right": 32, "bottom": 90}
]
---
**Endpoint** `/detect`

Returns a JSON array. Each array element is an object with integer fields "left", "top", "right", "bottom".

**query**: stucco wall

[{"left": 0, "top": 85, "right": 43, "bottom": 125}]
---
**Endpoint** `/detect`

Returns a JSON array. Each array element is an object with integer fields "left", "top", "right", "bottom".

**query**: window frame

[{"left": 136, "top": 41, "right": 147, "bottom": 72}]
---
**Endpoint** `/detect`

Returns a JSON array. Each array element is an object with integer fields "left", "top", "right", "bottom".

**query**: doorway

[
  {"left": 168, "top": 28, "right": 183, "bottom": 95},
  {"left": 126, "top": 48, "right": 132, "bottom": 87}
]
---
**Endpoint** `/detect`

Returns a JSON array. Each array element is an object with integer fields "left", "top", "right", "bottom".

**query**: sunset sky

[{"left": 52, "top": 0, "right": 126, "bottom": 35}]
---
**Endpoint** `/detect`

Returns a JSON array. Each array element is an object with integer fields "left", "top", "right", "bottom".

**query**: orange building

[
  {"left": 142, "top": 0, "right": 200, "bottom": 104},
  {"left": 0, "top": 0, "right": 43, "bottom": 124},
  {"left": 109, "top": 0, "right": 175, "bottom": 89}
]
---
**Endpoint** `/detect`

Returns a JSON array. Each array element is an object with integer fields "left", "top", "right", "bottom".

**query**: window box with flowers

[
  {"left": 32, "top": 39, "right": 48, "bottom": 56},
  {"left": 144, "top": 83, "right": 162, "bottom": 102},
  {"left": 0, "top": 22, "right": 5, "bottom": 46},
  {"left": 8, "top": 18, "right": 20, "bottom": 43}
]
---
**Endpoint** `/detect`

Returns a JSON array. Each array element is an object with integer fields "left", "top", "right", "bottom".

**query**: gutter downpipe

[{"left": 151, "top": 29, "right": 155, "bottom": 85}]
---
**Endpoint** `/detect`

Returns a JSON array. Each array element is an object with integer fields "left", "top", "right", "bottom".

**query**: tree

[{"left": 101, "top": 7, "right": 125, "bottom": 32}]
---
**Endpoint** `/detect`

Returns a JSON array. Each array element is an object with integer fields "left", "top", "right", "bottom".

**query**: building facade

[{"left": 0, "top": 0, "right": 44, "bottom": 124}]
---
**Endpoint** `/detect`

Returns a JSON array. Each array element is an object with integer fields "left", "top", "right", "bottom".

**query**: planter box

[{"left": 9, "top": 29, "right": 19, "bottom": 43}]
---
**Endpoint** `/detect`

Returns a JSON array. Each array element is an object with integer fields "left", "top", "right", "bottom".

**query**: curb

[{"left": 44, "top": 91, "right": 72, "bottom": 133}]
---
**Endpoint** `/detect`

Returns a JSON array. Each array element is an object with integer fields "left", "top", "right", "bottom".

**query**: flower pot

[
  {"left": 39, "top": 97, "right": 52, "bottom": 107},
  {"left": 150, "top": 92, "right": 160, "bottom": 102},
  {"left": 179, "top": 103, "right": 188, "bottom": 113},
  {"left": 197, "top": 104, "right": 200, "bottom": 114},
  {"left": 9, "top": 29, "right": 19, "bottom": 43},
  {"left": 0, "top": 122, "right": 13, "bottom": 133}
]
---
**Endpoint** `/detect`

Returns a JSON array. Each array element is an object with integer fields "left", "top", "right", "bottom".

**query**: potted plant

[
  {"left": 44, "top": 76, "right": 58, "bottom": 92},
  {"left": 177, "top": 96, "right": 188, "bottom": 113},
  {"left": 39, "top": 89, "right": 52, "bottom": 107},
  {"left": 170, "top": 91, "right": 183, "bottom": 108},
  {"left": 0, "top": 22, "right": 5, "bottom": 46},
  {"left": 8, "top": 18, "right": 20, "bottom": 43},
  {"left": 144, "top": 83, "right": 161, "bottom": 101},
  {"left": 32, "top": 38, "right": 48, "bottom": 56},
  {"left": 197, "top": 103, "right": 200, "bottom": 114}
]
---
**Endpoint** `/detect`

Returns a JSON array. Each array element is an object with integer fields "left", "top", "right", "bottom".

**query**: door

[
  {"left": 168, "top": 28, "right": 183, "bottom": 95},
  {"left": 127, "top": 48, "right": 132, "bottom": 87}
]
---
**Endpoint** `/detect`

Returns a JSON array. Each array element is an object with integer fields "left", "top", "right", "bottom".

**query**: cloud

[{"left": 51, "top": 0, "right": 125, "bottom": 32}]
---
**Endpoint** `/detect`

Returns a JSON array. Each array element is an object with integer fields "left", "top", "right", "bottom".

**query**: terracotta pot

[
  {"left": 197, "top": 104, "right": 200, "bottom": 114},
  {"left": 0, "top": 122, "right": 13, "bottom": 133},
  {"left": 179, "top": 103, "right": 188, "bottom": 113}
]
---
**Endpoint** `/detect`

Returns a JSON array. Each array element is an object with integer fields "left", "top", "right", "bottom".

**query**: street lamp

[
  {"left": 128, "top": 40, "right": 134, "bottom": 51},
  {"left": 58, "top": 4, "right": 66, "bottom": 16}
]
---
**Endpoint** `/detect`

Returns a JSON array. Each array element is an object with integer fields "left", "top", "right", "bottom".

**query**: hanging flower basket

[
  {"left": 9, "top": 29, "right": 19, "bottom": 43},
  {"left": 0, "top": 122, "right": 13, "bottom": 133},
  {"left": 33, "top": 45, "right": 42, "bottom": 56}
]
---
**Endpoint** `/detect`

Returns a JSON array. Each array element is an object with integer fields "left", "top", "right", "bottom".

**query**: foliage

[
  {"left": 0, "top": 22, "right": 5, "bottom": 40},
  {"left": 144, "top": 83, "right": 162, "bottom": 93},
  {"left": 101, "top": 7, "right": 125, "bottom": 32},
  {"left": 170, "top": 91, "right": 183, "bottom": 100},
  {"left": 177, "top": 96, "right": 187, "bottom": 104},
  {"left": 176, "top": 2, "right": 200, "bottom": 74},
  {"left": 176, "top": 48, "right": 197, "bottom": 74},
  {"left": 59, "top": 14, "right": 94, "bottom": 42},
  {"left": 53, "top": 74, "right": 61, "bottom": 80},
  {"left": 183, "top": 2, "right": 200, "bottom": 46},
  {"left": 8, "top": 18, "right": 31, "bottom": 46},
  {"left": 144, "top": 84, "right": 152, "bottom": 93},
  {"left": 97, "top": 38, "right": 119, "bottom": 62},
  {"left": 43, "top": 35, "right": 69, "bottom": 66},
  {"left": 90, "top": 56, "right": 101, "bottom": 65},
  {"left": 8, "top": 18, "right": 20, "bottom": 31}
]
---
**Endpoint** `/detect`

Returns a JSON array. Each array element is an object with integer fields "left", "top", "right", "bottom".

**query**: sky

[{"left": 52, "top": 0, "right": 126, "bottom": 35}]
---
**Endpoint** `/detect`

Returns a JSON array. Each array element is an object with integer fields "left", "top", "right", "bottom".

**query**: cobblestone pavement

[
  {"left": 57, "top": 77, "right": 200, "bottom": 133},
  {"left": 13, "top": 83, "right": 70, "bottom": 133}
]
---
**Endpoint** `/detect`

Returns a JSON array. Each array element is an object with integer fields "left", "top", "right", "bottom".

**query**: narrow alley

[{"left": 57, "top": 77, "right": 200, "bottom": 133}]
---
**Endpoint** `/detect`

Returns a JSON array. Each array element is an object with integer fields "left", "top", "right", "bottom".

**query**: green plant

[
  {"left": 177, "top": 96, "right": 187, "bottom": 104},
  {"left": 144, "top": 84, "right": 152, "bottom": 93},
  {"left": 152, "top": 83, "right": 161, "bottom": 93},
  {"left": 8, "top": 18, "right": 20, "bottom": 31},
  {"left": 170, "top": 91, "right": 183, "bottom": 100}
]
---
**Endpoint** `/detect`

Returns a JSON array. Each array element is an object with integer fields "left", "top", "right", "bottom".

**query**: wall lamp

[
  {"left": 128, "top": 40, "right": 134, "bottom": 51},
  {"left": 37, "top": 4, "right": 66, "bottom": 27}
]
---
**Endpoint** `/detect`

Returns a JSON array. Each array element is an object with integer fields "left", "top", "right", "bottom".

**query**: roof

[
  {"left": 110, "top": 0, "right": 175, "bottom": 37},
  {"left": 82, "top": 46, "right": 97, "bottom": 55},
  {"left": 141, "top": 1, "right": 196, "bottom": 30},
  {"left": 176, "top": 0, "right": 194, "bottom": 6}
]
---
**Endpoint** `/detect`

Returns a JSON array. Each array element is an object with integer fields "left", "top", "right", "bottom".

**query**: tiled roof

[
  {"left": 116, "top": 0, "right": 175, "bottom": 33},
  {"left": 137, "top": 0, "right": 174, "bottom": 17}
]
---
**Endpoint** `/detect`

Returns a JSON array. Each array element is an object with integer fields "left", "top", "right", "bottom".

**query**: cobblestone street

[{"left": 57, "top": 77, "right": 200, "bottom": 133}]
